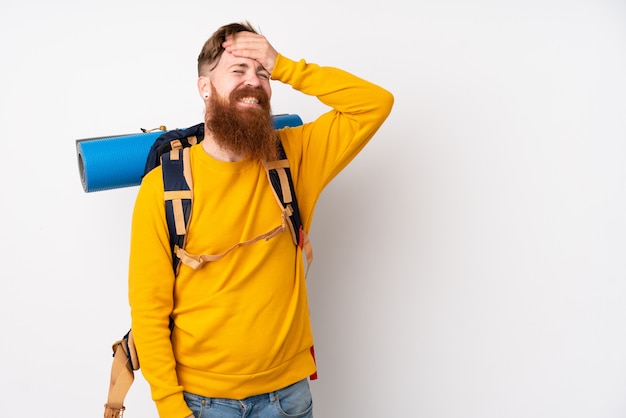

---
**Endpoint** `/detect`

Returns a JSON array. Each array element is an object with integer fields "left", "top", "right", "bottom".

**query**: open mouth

[{"left": 238, "top": 96, "right": 260, "bottom": 104}]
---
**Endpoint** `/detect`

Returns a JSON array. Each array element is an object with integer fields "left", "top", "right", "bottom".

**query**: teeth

[{"left": 239, "top": 97, "right": 259, "bottom": 104}]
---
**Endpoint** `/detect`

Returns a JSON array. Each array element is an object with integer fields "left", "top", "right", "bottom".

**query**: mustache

[{"left": 231, "top": 86, "right": 269, "bottom": 106}]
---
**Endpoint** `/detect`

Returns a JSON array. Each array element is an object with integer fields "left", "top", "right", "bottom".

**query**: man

[{"left": 128, "top": 21, "right": 393, "bottom": 418}]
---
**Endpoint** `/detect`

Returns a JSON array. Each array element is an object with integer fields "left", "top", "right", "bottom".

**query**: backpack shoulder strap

[
  {"left": 264, "top": 141, "right": 313, "bottom": 273},
  {"left": 161, "top": 147, "right": 193, "bottom": 275},
  {"left": 143, "top": 123, "right": 204, "bottom": 177},
  {"left": 104, "top": 330, "right": 139, "bottom": 418},
  {"left": 264, "top": 141, "right": 315, "bottom": 377}
]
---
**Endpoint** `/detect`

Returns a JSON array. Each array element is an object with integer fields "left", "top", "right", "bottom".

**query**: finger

[{"left": 223, "top": 33, "right": 267, "bottom": 54}]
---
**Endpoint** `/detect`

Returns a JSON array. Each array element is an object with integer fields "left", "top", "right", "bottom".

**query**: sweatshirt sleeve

[
  {"left": 128, "top": 167, "right": 194, "bottom": 418},
  {"left": 271, "top": 54, "right": 394, "bottom": 229}
]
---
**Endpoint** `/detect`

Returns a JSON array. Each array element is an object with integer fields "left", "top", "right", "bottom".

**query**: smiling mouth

[{"left": 239, "top": 97, "right": 260, "bottom": 104}]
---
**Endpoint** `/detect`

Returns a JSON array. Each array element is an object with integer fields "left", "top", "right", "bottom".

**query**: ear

[{"left": 197, "top": 76, "right": 210, "bottom": 100}]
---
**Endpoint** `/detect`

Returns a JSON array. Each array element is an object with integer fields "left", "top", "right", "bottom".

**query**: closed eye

[{"left": 230, "top": 63, "right": 249, "bottom": 74}]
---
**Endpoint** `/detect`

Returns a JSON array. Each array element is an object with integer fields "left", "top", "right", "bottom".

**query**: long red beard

[{"left": 205, "top": 85, "right": 279, "bottom": 162}]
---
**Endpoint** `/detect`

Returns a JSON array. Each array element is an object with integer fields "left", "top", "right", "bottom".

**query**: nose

[{"left": 244, "top": 72, "right": 262, "bottom": 87}]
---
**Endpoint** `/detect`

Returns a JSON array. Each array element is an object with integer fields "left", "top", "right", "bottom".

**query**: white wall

[{"left": 1, "top": 0, "right": 625, "bottom": 416}]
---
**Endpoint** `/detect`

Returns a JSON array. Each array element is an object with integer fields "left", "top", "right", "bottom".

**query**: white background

[{"left": 1, "top": 0, "right": 625, "bottom": 417}]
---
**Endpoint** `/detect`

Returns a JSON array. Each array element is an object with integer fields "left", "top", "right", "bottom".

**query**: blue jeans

[{"left": 183, "top": 378, "right": 313, "bottom": 418}]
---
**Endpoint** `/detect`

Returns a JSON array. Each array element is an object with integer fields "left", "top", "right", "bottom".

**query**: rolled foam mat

[{"left": 77, "top": 114, "right": 303, "bottom": 193}]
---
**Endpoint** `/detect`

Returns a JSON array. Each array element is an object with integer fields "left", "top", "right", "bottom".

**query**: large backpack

[{"left": 103, "top": 116, "right": 314, "bottom": 418}]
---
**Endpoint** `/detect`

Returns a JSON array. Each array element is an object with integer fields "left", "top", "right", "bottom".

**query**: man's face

[
  {"left": 200, "top": 49, "right": 278, "bottom": 162},
  {"left": 206, "top": 49, "right": 272, "bottom": 107}
]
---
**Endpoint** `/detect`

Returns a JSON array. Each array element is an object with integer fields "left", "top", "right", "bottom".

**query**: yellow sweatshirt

[{"left": 128, "top": 54, "right": 393, "bottom": 417}]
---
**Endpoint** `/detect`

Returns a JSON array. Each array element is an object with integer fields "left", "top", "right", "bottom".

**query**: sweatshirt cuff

[{"left": 270, "top": 53, "right": 295, "bottom": 83}]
